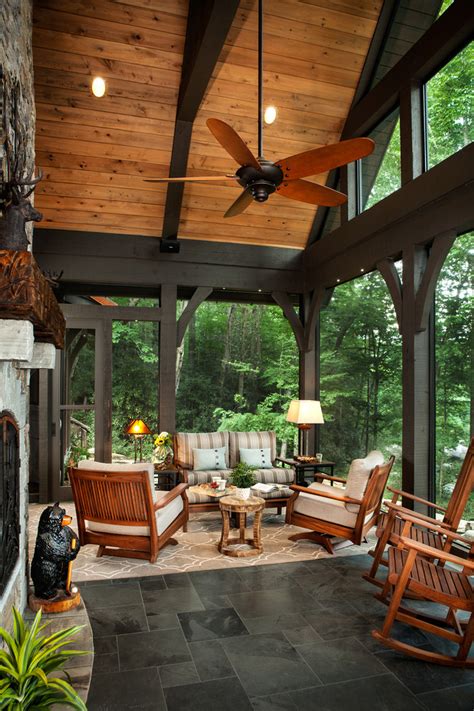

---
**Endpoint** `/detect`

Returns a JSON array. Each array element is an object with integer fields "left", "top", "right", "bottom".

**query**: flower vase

[{"left": 153, "top": 445, "right": 173, "bottom": 470}]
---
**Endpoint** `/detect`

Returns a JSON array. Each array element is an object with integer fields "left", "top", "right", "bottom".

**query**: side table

[
  {"left": 218, "top": 495, "right": 265, "bottom": 557},
  {"left": 154, "top": 465, "right": 178, "bottom": 491},
  {"left": 276, "top": 457, "right": 335, "bottom": 486}
]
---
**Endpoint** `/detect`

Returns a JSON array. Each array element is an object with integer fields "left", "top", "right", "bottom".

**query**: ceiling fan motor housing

[{"left": 236, "top": 160, "right": 284, "bottom": 203}]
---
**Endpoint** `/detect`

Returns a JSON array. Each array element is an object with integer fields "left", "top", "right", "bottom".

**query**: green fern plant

[{"left": 0, "top": 607, "right": 88, "bottom": 710}]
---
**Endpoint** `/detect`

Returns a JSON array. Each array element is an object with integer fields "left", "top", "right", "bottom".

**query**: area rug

[{"left": 28, "top": 503, "right": 374, "bottom": 581}]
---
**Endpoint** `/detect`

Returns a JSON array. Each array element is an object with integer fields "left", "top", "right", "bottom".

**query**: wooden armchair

[
  {"left": 365, "top": 437, "right": 474, "bottom": 587},
  {"left": 286, "top": 456, "right": 395, "bottom": 554},
  {"left": 372, "top": 519, "right": 473, "bottom": 667},
  {"left": 70, "top": 461, "right": 189, "bottom": 563}
]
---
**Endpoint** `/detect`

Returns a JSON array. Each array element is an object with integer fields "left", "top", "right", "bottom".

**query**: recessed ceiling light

[
  {"left": 264, "top": 105, "right": 277, "bottom": 125},
  {"left": 336, "top": 278, "right": 340, "bottom": 283},
  {"left": 258, "top": 288, "right": 262, "bottom": 292},
  {"left": 360, "top": 268, "right": 364, "bottom": 272},
  {"left": 91, "top": 76, "right": 106, "bottom": 98}
]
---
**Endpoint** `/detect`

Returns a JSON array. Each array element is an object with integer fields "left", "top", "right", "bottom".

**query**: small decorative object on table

[
  {"left": 218, "top": 495, "right": 265, "bottom": 557},
  {"left": 29, "top": 503, "right": 81, "bottom": 613},
  {"left": 228, "top": 461, "right": 257, "bottom": 499},
  {"left": 153, "top": 430, "right": 173, "bottom": 469}
]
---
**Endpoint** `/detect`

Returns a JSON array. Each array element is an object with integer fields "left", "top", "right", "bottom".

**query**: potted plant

[
  {"left": 229, "top": 462, "right": 257, "bottom": 499},
  {"left": 152, "top": 431, "right": 173, "bottom": 469},
  {"left": 0, "top": 607, "right": 88, "bottom": 710}
]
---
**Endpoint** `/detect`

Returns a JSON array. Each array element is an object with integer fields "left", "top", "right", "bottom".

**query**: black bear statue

[{"left": 31, "top": 502, "right": 80, "bottom": 599}]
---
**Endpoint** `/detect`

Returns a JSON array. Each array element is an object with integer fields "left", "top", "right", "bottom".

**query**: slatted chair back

[
  {"left": 70, "top": 467, "right": 157, "bottom": 540},
  {"left": 443, "top": 437, "right": 474, "bottom": 530},
  {"left": 355, "top": 456, "right": 395, "bottom": 540}
]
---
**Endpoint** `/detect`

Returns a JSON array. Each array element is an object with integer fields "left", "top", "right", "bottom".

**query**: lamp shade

[
  {"left": 286, "top": 400, "right": 324, "bottom": 425},
  {"left": 124, "top": 418, "right": 152, "bottom": 436}
]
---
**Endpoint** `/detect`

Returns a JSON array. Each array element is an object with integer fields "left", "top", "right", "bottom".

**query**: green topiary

[{"left": 0, "top": 607, "right": 88, "bottom": 710}]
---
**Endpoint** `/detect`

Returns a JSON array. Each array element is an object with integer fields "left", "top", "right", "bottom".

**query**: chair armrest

[
  {"left": 387, "top": 487, "right": 447, "bottom": 512},
  {"left": 399, "top": 535, "right": 474, "bottom": 570},
  {"left": 384, "top": 501, "right": 451, "bottom": 528},
  {"left": 154, "top": 483, "right": 188, "bottom": 511},
  {"left": 275, "top": 457, "right": 293, "bottom": 467},
  {"left": 289, "top": 484, "right": 362, "bottom": 506},
  {"left": 313, "top": 472, "right": 348, "bottom": 484},
  {"left": 386, "top": 505, "right": 469, "bottom": 543}
]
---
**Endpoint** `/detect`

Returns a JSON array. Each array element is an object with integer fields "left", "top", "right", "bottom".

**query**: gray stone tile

[
  {"left": 236, "top": 567, "right": 303, "bottom": 591},
  {"left": 287, "top": 673, "right": 424, "bottom": 711},
  {"left": 178, "top": 607, "right": 248, "bottom": 642},
  {"left": 92, "top": 652, "right": 119, "bottom": 674},
  {"left": 221, "top": 632, "right": 321, "bottom": 697},
  {"left": 87, "top": 667, "right": 166, "bottom": 710},
  {"left": 376, "top": 648, "right": 474, "bottom": 694},
  {"left": 189, "top": 639, "right": 235, "bottom": 681},
  {"left": 118, "top": 628, "right": 191, "bottom": 671},
  {"left": 297, "top": 636, "right": 387, "bottom": 684},
  {"left": 88, "top": 604, "right": 148, "bottom": 638},
  {"left": 142, "top": 585, "right": 204, "bottom": 613},
  {"left": 303, "top": 606, "right": 373, "bottom": 641},
  {"left": 165, "top": 676, "right": 252, "bottom": 711},
  {"left": 242, "top": 612, "right": 308, "bottom": 635},
  {"left": 229, "top": 588, "right": 320, "bottom": 618},
  {"left": 93, "top": 636, "right": 117, "bottom": 655},
  {"left": 197, "top": 591, "right": 233, "bottom": 610},
  {"left": 251, "top": 692, "right": 297, "bottom": 710},
  {"left": 283, "top": 626, "right": 322, "bottom": 646},
  {"left": 159, "top": 661, "right": 200, "bottom": 688},
  {"left": 146, "top": 611, "right": 180, "bottom": 631},
  {"left": 417, "top": 682, "right": 474, "bottom": 711},
  {"left": 190, "top": 568, "right": 252, "bottom": 595},
  {"left": 163, "top": 572, "right": 193, "bottom": 588},
  {"left": 81, "top": 582, "right": 142, "bottom": 610},
  {"left": 294, "top": 569, "right": 346, "bottom": 599}
]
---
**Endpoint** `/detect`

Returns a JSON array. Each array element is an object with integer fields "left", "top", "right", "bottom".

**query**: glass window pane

[
  {"left": 62, "top": 329, "right": 95, "bottom": 406},
  {"left": 61, "top": 410, "right": 95, "bottom": 485},
  {"left": 112, "top": 320, "right": 159, "bottom": 462},
  {"left": 425, "top": 42, "right": 473, "bottom": 169},
  {"left": 320, "top": 271, "right": 402, "bottom": 482},
  {"left": 435, "top": 232, "right": 473, "bottom": 520},
  {"left": 360, "top": 109, "right": 401, "bottom": 211},
  {"left": 176, "top": 302, "right": 299, "bottom": 457}
]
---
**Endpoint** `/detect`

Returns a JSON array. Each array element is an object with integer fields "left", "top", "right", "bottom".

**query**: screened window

[
  {"left": 320, "top": 271, "right": 402, "bottom": 480},
  {"left": 435, "top": 232, "right": 473, "bottom": 519},
  {"left": 359, "top": 108, "right": 401, "bottom": 211},
  {"left": 175, "top": 301, "right": 299, "bottom": 457},
  {"left": 425, "top": 42, "right": 473, "bottom": 170}
]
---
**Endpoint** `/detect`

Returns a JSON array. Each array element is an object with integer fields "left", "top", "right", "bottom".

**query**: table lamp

[
  {"left": 124, "top": 418, "right": 152, "bottom": 462},
  {"left": 286, "top": 400, "right": 324, "bottom": 457}
]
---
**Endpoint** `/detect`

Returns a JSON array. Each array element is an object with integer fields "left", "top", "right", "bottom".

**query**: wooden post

[
  {"left": 159, "top": 284, "right": 178, "bottom": 433},
  {"left": 299, "top": 294, "right": 317, "bottom": 455}
]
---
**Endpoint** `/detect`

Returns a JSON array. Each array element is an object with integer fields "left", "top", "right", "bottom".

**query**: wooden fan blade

[
  {"left": 277, "top": 179, "right": 347, "bottom": 207},
  {"left": 144, "top": 175, "right": 237, "bottom": 183},
  {"left": 224, "top": 189, "right": 254, "bottom": 218},
  {"left": 275, "top": 138, "right": 375, "bottom": 180},
  {"left": 207, "top": 118, "right": 261, "bottom": 170}
]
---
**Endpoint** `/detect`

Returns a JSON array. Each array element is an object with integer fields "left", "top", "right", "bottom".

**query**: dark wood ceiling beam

[{"left": 162, "top": 0, "right": 239, "bottom": 240}]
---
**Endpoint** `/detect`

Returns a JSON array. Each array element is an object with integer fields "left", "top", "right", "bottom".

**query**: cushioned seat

[
  {"left": 87, "top": 489, "right": 184, "bottom": 536},
  {"left": 294, "top": 482, "right": 372, "bottom": 528}
]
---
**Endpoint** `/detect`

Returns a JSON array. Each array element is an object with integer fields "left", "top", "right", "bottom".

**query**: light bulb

[
  {"left": 264, "top": 105, "right": 277, "bottom": 124},
  {"left": 91, "top": 76, "right": 106, "bottom": 98}
]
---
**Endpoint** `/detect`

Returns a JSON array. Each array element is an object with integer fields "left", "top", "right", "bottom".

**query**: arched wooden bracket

[
  {"left": 414, "top": 231, "right": 456, "bottom": 332},
  {"left": 377, "top": 259, "right": 402, "bottom": 332},
  {"left": 272, "top": 291, "right": 305, "bottom": 351},
  {"left": 176, "top": 286, "right": 213, "bottom": 347}
]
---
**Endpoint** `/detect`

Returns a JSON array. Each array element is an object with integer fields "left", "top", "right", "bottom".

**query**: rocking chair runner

[
  {"left": 365, "top": 437, "right": 474, "bottom": 587},
  {"left": 285, "top": 456, "right": 395, "bottom": 554},
  {"left": 372, "top": 523, "right": 474, "bottom": 667}
]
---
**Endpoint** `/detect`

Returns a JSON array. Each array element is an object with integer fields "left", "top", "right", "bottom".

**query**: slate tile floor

[{"left": 82, "top": 553, "right": 473, "bottom": 710}]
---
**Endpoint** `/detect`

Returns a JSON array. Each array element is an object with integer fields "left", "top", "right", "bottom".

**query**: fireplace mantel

[{"left": 0, "top": 250, "right": 65, "bottom": 349}]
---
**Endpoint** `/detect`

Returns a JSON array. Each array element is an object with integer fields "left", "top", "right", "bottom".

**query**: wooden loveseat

[{"left": 174, "top": 430, "right": 295, "bottom": 514}]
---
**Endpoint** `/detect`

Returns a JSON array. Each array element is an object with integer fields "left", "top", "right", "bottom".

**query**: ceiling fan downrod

[{"left": 257, "top": 0, "right": 264, "bottom": 160}]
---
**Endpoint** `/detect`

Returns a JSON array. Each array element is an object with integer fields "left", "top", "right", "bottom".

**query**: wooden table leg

[
  {"left": 218, "top": 509, "right": 230, "bottom": 552},
  {"left": 253, "top": 508, "right": 263, "bottom": 552},
  {"left": 238, "top": 512, "right": 246, "bottom": 543}
]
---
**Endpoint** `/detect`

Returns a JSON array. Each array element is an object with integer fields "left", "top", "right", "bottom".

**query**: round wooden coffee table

[{"left": 218, "top": 495, "right": 265, "bottom": 557}]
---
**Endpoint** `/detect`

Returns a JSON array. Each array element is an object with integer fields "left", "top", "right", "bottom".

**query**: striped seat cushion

[
  {"left": 186, "top": 486, "right": 293, "bottom": 505},
  {"left": 253, "top": 486, "right": 293, "bottom": 500},
  {"left": 186, "top": 470, "right": 233, "bottom": 486},
  {"left": 174, "top": 432, "right": 229, "bottom": 470},
  {"left": 228, "top": 431, "right": 277, "bottom": 468}
]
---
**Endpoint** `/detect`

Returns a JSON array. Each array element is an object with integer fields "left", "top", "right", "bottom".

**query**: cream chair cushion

[
  {"left": 77, "top": 460, "right": 157, "bottom": 502},
  {"left": 86, "top": 490, "right": 184, "bottom": 537},
  {"left": 344, "top": 450, "right": 384, "bottom": 512},
  {"left": 294, "top": 482, "right": 373, "bottom": 528}
]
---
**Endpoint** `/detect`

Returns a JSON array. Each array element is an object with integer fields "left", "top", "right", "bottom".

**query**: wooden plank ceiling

[{"left": 33, "top": 0, "right": 383, "bottom": 249}]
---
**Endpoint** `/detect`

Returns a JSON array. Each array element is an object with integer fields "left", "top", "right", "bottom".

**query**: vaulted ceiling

[{"left": 33, "top": 0, "right": 384, "bottom": 249}]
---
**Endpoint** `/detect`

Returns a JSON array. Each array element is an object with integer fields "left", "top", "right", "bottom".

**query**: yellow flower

[{"left": 155, "top": 436, "right": 165, "bottom": 446}]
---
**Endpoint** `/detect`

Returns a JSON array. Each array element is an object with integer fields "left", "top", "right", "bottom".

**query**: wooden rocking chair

[
  {"left": 365, "top": 437, "right": 474, "bottom": 587},
  {"left": 372, "top": 519, "right": 474, "bottom": 667}
]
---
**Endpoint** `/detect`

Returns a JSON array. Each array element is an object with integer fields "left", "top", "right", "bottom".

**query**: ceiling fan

[{"left": 145, "top": 0, "right": 375, "bottom": 219}]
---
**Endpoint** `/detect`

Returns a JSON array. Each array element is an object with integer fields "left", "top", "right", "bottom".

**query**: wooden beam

[
  {"left": 176, "top": 286, "right": 212, "bottom": 347},
  {"left": 304, "top": 288, "right": 329, "bottom": 352},
  {"left": 377, "top": 258, "right": 402, "bottom": 331},
  {"left": 400, "top": 81, "right": 424, "bottom": 185},
  {"left": 272, "top": 291, "right": 305, "bottom": 352},
  {"left": 159, "top": 284, "right": 177, "bottom": 432},
  {"left": 415, "top": 231, "right": 456, "bottom": 332},
  {"left": 162, "top": 0, "right": 239, "bottom": 240}
]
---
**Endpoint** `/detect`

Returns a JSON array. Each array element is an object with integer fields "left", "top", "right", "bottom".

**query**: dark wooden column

[
  {"left": 159, "top": 284, "right": 178, "bottom": 432},
  {"left": 299, "top": 294, "right": 317, "bottom": 455}
]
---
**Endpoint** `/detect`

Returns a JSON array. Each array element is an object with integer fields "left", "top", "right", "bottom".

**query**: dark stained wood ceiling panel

[{"left": 33, "top": 0, "right": 383, "bottom": 248}]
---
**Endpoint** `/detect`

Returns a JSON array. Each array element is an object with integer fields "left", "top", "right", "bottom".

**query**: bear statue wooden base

[{"left": 28, "top": 587, "right": 81, "bottom": 614}]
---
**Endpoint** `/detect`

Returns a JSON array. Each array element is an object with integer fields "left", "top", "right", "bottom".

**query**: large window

[
  {"left": 176, "top": 301, "right": 299, "bottom": 457},
  {"left": 435, "top": 232, "right": 473, "bottom": 518},
  {"left": 425, "top": 41, "right": 473, "bottom": 169},
  {"left": 360, "top": 108, "right": 401, "bottom": 211},
  {"left": 320, "top": 271, "right": 402, "bottom": 480}
]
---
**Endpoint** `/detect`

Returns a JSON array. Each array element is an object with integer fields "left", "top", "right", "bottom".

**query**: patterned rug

[{"left": 28, "top": 503, "right": 374, "bottom": 582}]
